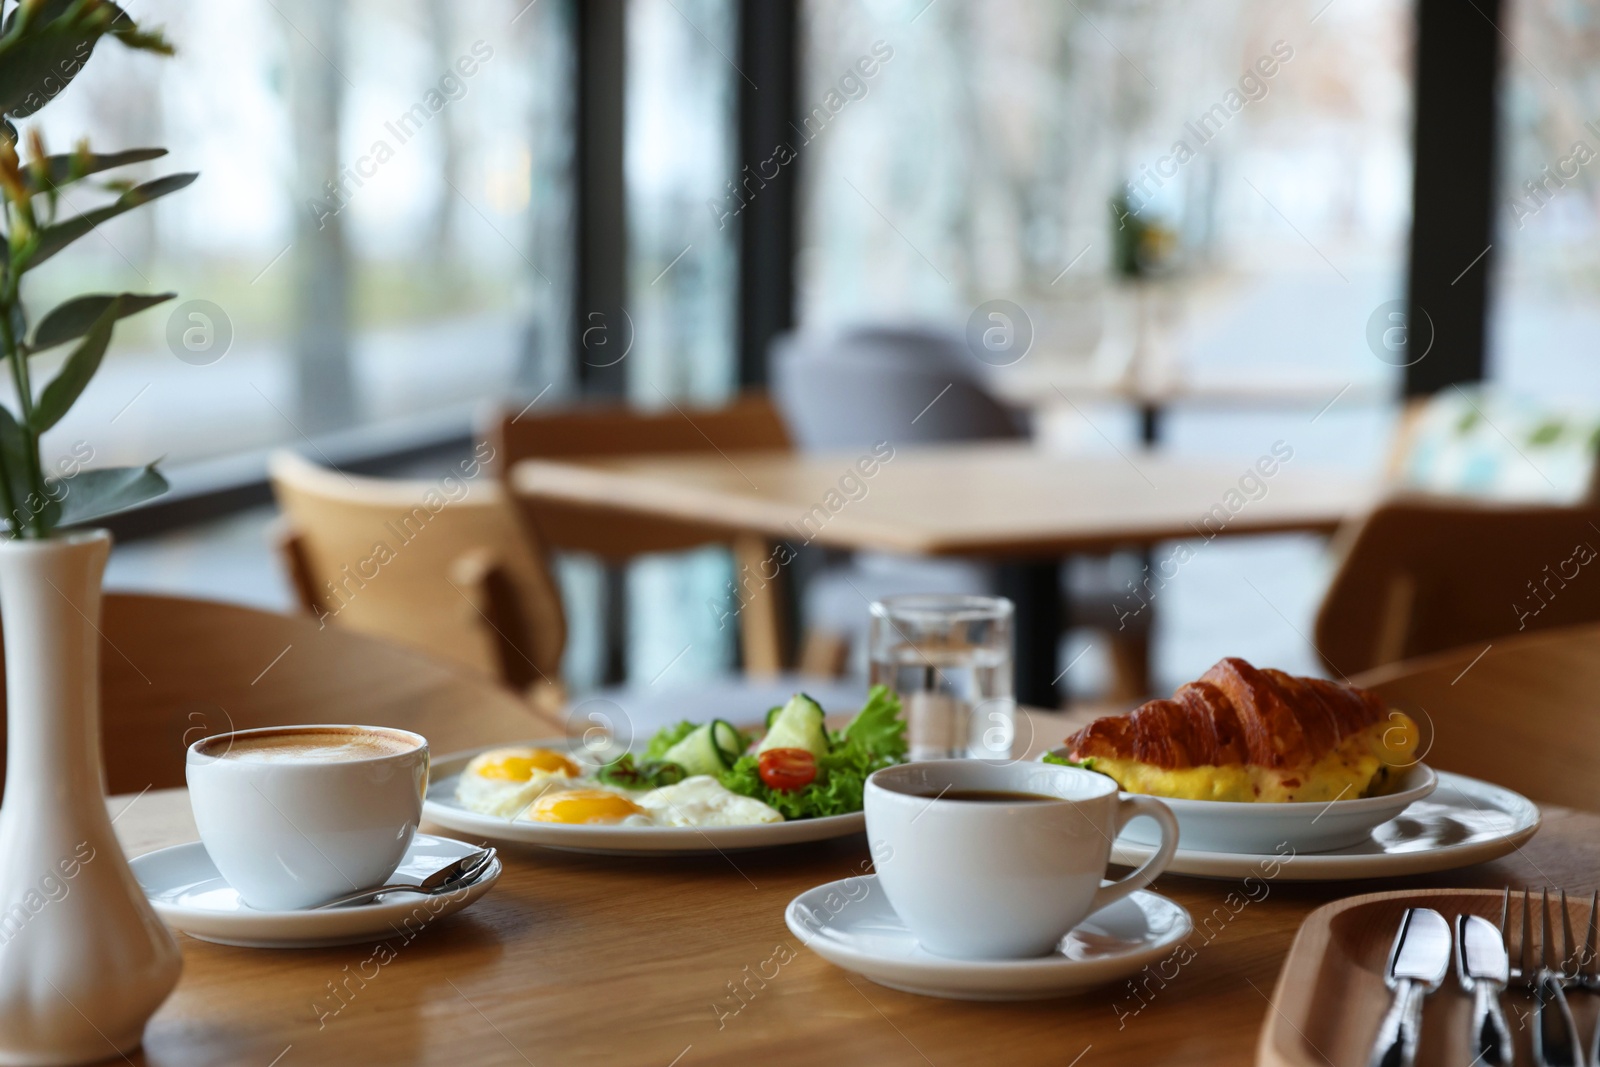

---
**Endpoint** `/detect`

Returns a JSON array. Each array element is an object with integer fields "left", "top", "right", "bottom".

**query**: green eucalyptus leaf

[
  {"left": 0, "top": 32, "right": 98, "bottom": 118},
  {"left": 49, "top": 463, "right": 166, "bottom": 528},
  {"left": 0, "top": 0, "right": 130, "bottom": 118},
  {"left": 27, "top": 172, "right": 197, "bottom": 268},
  {"left": 32, "top": 290, "right": 172, "bottom": 351},
  {"left": 31, "top": 296, "right": 117, "bottom": 432},
  {"left": 20, "top": 147, "right": 166, "bottom": 193}
]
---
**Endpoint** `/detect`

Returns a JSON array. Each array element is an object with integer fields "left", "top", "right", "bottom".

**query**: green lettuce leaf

[
  {"left": 643, "top": 720, "right": 697, "bottom": 761},
  {"left": 594, "top": 754, "right": 686, "bottom": 790}
]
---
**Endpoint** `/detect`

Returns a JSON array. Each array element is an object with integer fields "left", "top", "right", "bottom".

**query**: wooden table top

[
  {"left": 112, "top": 706, "right": 1596, "bottom": 1067},
  {"left": 511, "top": 442, "right": 1376, "bottom": 557}
]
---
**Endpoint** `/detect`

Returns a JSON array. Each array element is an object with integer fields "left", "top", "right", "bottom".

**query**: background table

[
  {"left": 112, "top": 706, "right": 1592, "bottom": 1067},
  {"left": 982, "top": 366, "right": 1390, "bottom": 444},
  {"left": 513, "top": 444, "right": 1377, "bottom": 705}
]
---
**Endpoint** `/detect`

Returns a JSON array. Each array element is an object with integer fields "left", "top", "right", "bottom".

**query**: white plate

[
  {"left": 1108, "top": 770, "right": 1540, "bottom": 880},
  {"left": 1045, "top": 750, "right": 1438, "bottom": 854},
  {"left": 785, "top": 875, "right": 1192, "bottom": 1001},
  {"left": 422, "top": 742, "right": 865, "bottom": 855},
  {"left": 131, "top": 833, "right": 501, "bottom": 948}
]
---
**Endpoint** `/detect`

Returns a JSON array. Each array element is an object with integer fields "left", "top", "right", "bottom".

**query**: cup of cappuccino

[{"left": 186, "top": 725, "right": 429, "bottom": 910}]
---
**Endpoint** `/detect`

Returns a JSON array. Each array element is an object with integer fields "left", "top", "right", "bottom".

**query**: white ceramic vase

[{"left": 0, "top": 530, "right": 181, "bottom": 1065}]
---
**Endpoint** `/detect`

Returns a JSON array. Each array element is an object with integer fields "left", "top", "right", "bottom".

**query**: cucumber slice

[
  {"left": 712, "top": 720, "right": 748, "bottom": 764},
  {"left": 662, "top": 723, "right": 725, "bottom": 776},
  {"left": 756, "top": 693, "right": 829, "bottom": 759},
  {"left": 663, "top": 720, "right": 746, "bottom": 776},
  {"left": 764, "top": 705, "right": 783, "bottom": 730}
]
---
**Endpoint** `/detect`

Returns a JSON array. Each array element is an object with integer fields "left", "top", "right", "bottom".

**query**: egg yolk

[
  {"left": 477, "top": 748, "right": 578, "bottom": 780},
  {"left": 528, "top": 790, "right": 645, "bottom": 824}
]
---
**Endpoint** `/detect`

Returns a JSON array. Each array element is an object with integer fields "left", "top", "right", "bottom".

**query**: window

[
  {"left": 618, "top": 0, "right": 741, "bottom": 685},
  {"left": 18, "top": 0, "right": 573, "bottom": 473},
  {"left": 798, "top": 0, "right": 1412, "bottom": 441},
  {"left": 1490, "top": 0, "right": 1600, "bottom": 403}
]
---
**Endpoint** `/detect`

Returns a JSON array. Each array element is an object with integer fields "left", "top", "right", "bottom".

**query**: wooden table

[
  {"left": 512, "top": 443, "right": 1377, "bottom": 704},
  {"left": 111, "top": 707, "right": 1594, "bottom": 1067}
]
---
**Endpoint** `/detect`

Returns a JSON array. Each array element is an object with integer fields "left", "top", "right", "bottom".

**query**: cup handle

[{"left": 1086, "top": 795, "right": 1179, "bottom": 915}]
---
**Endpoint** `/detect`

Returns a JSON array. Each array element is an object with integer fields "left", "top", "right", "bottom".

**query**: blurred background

[{"left": 15, "top": 0, "right": 1594, "bottom": 707}]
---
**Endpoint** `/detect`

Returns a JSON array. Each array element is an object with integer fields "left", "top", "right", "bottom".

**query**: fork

[
  {"left": 1504, "top": 887, "right": 1587, "bottom": 1067},
  {"left": 1567, "top": 889, "right": 1600, "bottom": 1066}
]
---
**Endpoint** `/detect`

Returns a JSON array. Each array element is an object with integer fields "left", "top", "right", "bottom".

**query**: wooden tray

[{"left": 1258, "top": 888, "right": 1598, "bottom": 1067}]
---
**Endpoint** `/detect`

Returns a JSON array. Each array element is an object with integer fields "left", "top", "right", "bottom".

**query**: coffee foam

[{"left": 208, "top": 728, "right": 420, "bottom": 763}]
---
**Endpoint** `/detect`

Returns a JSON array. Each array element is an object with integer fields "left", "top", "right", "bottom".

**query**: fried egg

[
  {"left": 634, "top": 776, "right": 784, "bottom": 827},
  {"left": 456, "top": 746, "right": 580, "bottom": 817},
  {"left": 525, "top": 789, "right": 651, "bottom": 825}
]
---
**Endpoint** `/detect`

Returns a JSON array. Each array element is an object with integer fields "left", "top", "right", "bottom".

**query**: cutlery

[
  {"left": 1505, "top": 887, "right": 1586, "bottom": 1067},
  {"left": 312, "top": 847, "right": 495, "bottom": 910},
  {"left": 1558, "top": 889, "right": 1600, "bottom": 1065},
  {"left": 1369, "top": 907, "right": 1451, "bottom": 1067},
  {"left": 1583, "top": 891, "right": 1600, "bottom": 1067},
  {"left": 1458, "top": 912, "right": 1512, "bottom": 1066}
]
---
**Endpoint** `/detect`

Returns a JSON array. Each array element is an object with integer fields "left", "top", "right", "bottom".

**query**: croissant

[{"left": 1062, "top": 658, "right": 1415, "bottom": 803}]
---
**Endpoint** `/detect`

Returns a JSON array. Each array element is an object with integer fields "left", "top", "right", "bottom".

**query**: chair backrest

[
  {"left": 1315, "top": 497, "right": 1600, "bottom": 676},
  {"left": 771, "top": 327, "right": 1023, "bottom": 451},
  {"left": 484, "top": 392, "right": 792, "bottom": 559},
  {"left": 0, "top": 593, "right": 544, "bottom": 796},
  {"left": 1356, "top": 622, "right": 1600, "bottom": 811},
  {"left": 490, "top": 392, "right": 791, "bottom": 462},
  {"left": 269, "top": 450, "right": 566, "bottom": 693}
]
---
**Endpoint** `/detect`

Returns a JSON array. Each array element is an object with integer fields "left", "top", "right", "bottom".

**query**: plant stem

[
  {"left": 0, "top": 261, "right": 40, "bottom": 538},
  {"left": 0, "top": 193, "right": 22, "bottom": 538},
  {"left": 0, "top": 299, "right": 23, "bottom": 540}
]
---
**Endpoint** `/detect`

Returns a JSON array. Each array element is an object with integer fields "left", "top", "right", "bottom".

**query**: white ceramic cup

[
  {"left": 865, "top": 760, "right": 1180, "bottom": 959},
  {"left": 185, "top": 724, "right": 429, "bottom": 911}
]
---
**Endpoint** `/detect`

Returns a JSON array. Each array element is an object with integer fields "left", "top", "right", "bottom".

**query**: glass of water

[{"left": 868, "top": 595, "right": 1016, "bottom": 761}]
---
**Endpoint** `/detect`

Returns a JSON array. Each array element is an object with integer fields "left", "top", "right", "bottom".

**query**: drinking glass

[{"left": 867, "top": 595, "right": 1015, "bottom": 761}]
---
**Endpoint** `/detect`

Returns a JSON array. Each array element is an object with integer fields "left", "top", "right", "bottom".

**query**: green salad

[{"left": 595, "top": 685, "right": 907, "bottom": 820}]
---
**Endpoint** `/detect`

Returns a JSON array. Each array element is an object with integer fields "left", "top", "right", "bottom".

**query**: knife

[
  {"left": 1456, "top": 914, "right": 1512, "bottom": 1066},
  {"left": 1369, "top": 908, "right": 1451, "bottom": 1067}
]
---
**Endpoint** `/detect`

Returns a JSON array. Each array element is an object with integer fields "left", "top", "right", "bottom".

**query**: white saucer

[
  {"left": 423, "top": 743, "right": 865, "bottom": 854},
  {"left": 785, "top": 875, "right": 1192, "bottom": 1000},
  {"left": 131, "top": 833, "right": 502, "bottom": 948},
  {"left": 1109, "top": 770, "right": 1541, "bottom": 881}
]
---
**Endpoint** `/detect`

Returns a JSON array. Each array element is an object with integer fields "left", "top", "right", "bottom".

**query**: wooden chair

[
  {"left": 1355, "top": 622, "right": 1600, "bottom": 812},
  {"left": 484, "top": 393, "right": 797, "bottom": 676},
  {"left": 1313, "top": 497, "right": 1600, "bottom": 677},
  {"left": 272, "top": 447, "right": 870, "bottom": 733},
  {"left": 0, "top": 593, "right": 545, "bottom": 796},
  {"left": 269, "top": 450, "right": 566, "bottom": 706}
]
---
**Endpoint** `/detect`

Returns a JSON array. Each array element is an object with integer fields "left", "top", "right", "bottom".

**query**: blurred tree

[
  {"left": 514, "top": 0, "right": 575, "bottom": 395},
  {"left": 425, "top": 0, "right": 461, "bottom": 264},
  {"left": 286, "top": 0, "right": 354, "bottom": 432}
]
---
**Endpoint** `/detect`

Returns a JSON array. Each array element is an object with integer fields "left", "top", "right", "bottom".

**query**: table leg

[
  {"left": 999, "top": 559, "right": 1065, "bottom": 709},
  {"left": 1139, "top": 401, "right": 1163, "bottom": 446},
  {"left": 732, "top": 535, "right": 789, "bottom": 677},
  {"left": 601, "top": 562, "right": 627, "bottom": 685}
]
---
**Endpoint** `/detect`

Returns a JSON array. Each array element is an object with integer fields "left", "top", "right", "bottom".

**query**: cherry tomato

[{"left": 757, "top": 747, "right": 817, "bottom": 792}]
